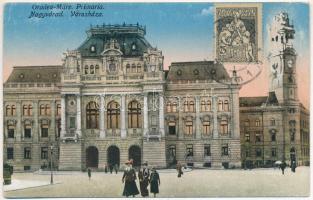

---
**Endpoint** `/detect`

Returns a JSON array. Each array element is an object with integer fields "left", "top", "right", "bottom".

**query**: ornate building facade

[
  {"left": 239, "top": 13, "right": 310, "bottom": 168},
  {"left": 3, "top": 13, "right": 309, "bottom": 172}
]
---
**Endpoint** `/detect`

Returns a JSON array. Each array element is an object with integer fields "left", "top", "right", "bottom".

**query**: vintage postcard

[{"left": 1, "top": 0, "right": 311, "bottom": 198}]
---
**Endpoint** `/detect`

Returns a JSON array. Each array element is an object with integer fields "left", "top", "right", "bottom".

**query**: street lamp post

[{"left": 50, "top": 144, "right": 54, "bottom": 184}]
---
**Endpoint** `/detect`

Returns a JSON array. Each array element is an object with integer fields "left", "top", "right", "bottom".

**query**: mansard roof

[
  {"left": 5, "top": 65, "right": 62, "bottom": 83},
  {"left": 77, "top": 24, "right": 152, "bottom": 57},
  {"left": 166, "top": 61, "right": 230, "bottom": 81},
  {"left": 239, "top": 92, "right": 279, "bottom": 107}
]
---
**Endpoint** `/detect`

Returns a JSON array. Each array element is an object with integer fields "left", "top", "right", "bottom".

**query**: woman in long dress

[
  {"left": 150, "top": 168, "right": 160, "bottom": 198},
  {"left": 138, "top": 162, "right": 150, "bottom": 197},
  {"left": 122, "top": 160, "right": 139, "bottom": 197}
]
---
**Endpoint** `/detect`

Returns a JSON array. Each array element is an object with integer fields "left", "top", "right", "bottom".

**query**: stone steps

[
  {"left": 59, "top": 141, "right": 82, "bottom": 171},
  {"left": 143, "top": 139, "right": 166, "bottom": 168}
]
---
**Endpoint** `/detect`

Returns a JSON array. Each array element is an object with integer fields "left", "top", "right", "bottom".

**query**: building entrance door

[
  {"left": 86, "top": 146, "right": 99, "bottom": 168},
  {"left": 107, "top": 146, "right": 120, "bottom": 167},
  {"left": 129, "top": 145, "right": 141, "bottom": 167}
]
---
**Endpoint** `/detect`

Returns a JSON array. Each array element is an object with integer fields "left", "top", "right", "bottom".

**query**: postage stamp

[{"left": 215, "top": 4, "right": 262, "bottom": 63}]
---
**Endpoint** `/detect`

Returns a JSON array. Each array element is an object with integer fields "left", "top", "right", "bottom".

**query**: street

[{"left": 3, "top": 167, "right": 310, "bottom": 198}]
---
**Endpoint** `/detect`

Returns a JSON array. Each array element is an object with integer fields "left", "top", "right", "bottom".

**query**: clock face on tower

[{"left": 287, "top": 59, "right": 293, "bottom": 68}]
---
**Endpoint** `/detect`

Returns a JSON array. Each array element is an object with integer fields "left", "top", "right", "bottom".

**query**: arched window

[
  {"left": 189, "top": 101, "right": 195, "bottom": 112},
  {"left": 271, "top": 132, "right": 276, "bottom": 142},
  {"left": 255, "top": 119, "right": 260, "bottom": 127},
  {"left": 23, "top": 105, "right": 28, "bottom": 116},
  {"left": 126, "top": 64, "right": 131, "bottom": 73},
  {"left": 46, "top": 105, "right": 51, "bottom": 115},
  {"left": 244, "top": 119, "right": 250, "bottom": 127},
  {"left": 218, "top": 100, "right": 223, "bottom": 111},
  {"left": 131, "top": 64, "right": 136, "bottom": 73},
  {"left": 107, "top": 101, "right": 120, "bottom": 129},
  {"left": 90, "top": 65, "right": 95, "bottom": 74},
  {"left": 172, "top": 102, "right": 177, "bottom": 113},
  {"left": 6, "top": 105, "right": 11, "bottom": 116},
  {"left": 202, "top": 121, "right": 211, "bottom": 135},
  {"left": 128, "top": 101, "right": 141, "bottom": 128},
  {"left": 86, "top": 101, "right": 99, "bottom": 129},
  {"left": 95, "top": 65, "right": 99, "bottom": 74},
  {"left": 185, "top": 119, "right": 193, "bottom": 135},
  {"left": 166, "top": 102, "right": 171, "bottom": 113},
  {"left": 207, "top": 100, "right": 211, "bottom": 111},
  {"left": 40, "top": 105, "right": 45, "bottom": 115},
  {"left": 11, "top": 105, "right": 16, "bottom": 116},
  {"left": 137, "top": 64, "right": 142, "bottom": 73},
  {"left": 184, "top": 101, "right": 188, "bottom": 112},
  {"left": 270, "top": 118, "right": 276, "bottom": 126},
  {"left": 57, "top": 104, "right": 61, "bottom": 116},
  {"left": 201, "top": 100, "right": 206, "bottom": 112},
  {"left": 84, "top": 65, "right": 89, "bottom": 74},
  {"left": 224, "top": 100, "right": 229, "bottom": 111}
]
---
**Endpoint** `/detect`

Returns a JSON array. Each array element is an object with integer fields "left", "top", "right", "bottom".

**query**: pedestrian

[
  {"left": 176, "top": 162, "right": 183, "bottom": 178},
  {"left": 138, "top": 161, "right": 150, "bottom": 197},
  {"left": 122, "top": 160, "right": 139, "bottom": 197},
  {"left": 291, "top": 161, "right": 296, "bottom": 173},
  {"left": 280, "top": 161, "right": 287, "bottom": 175},
  {"left": 104, "top": 164, "right": 108, "bottom": 173},
  {"left": 109, "top": 163, "right": 113, "bottom": 174},
  {"left": 150, "top": 167, "right": 160, "bottom": 198},
  {"left": 114, "top": 164, "right": 119, "bottom": 174},
  {"left": 87, "top": 168, "right": 91, "bottom": 180}
]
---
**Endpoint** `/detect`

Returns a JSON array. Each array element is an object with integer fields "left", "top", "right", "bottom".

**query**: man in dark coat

[
  {"left": 109, "top": 163, "right": 113, "bottom": 174},
  {"left": 122, "top": 160, "right": 139, "bottom": 197},
  {"left": 150, "top": 168, "right": 160, "bottom": 198},
  {"left": 176, "top": 162, "right": 183, "bottom": 178},
  {"left": 280, "top": 161, "right": 287, "bottom": 175},
  {"left": 138, "top": 162, "right": 150, "bottom": 197},
  {"left": 87, "top": 168, "right": 91, "bottom": 180},
  {"left": 291, "top": 161, "right": 296, "bottom": 173}
]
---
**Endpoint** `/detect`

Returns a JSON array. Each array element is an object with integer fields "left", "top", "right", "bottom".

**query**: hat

[
  {"left": 143, "top": 161, "right": 148, "bottom": 166},
  {"left": 125, "top": 160, "right": 132, "bottom": 165}
]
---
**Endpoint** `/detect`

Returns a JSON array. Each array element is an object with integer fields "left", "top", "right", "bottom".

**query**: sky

[{"left": 2, "top": 2, "right": 310, "bottom": 107}]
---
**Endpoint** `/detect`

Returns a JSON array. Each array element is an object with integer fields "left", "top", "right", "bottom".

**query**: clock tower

[{"left": 269, "top": 12, "right": 298, "bottom": 105}]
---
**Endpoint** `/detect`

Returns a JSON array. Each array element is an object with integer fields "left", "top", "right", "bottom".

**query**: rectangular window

[
  {"left": 220, "top": 119, "right": 228, "bottom": 135},
  {"left": 41, "top": 147, "right": 48, "bottom": 159},
  {"left": 185, "top": 121, "right": 193, "bottom": 135},
  {"left": 255, "top": 132, "right": 262, "bottom": 143},
  {"left": 24, "top": 126, "right": 32, "bottom": 138},
  {"left": 245, "top": 133, "right": 250, "bottom": 142},
  {"left": 256, "top": 148, "right": 262, "bottom": 157},
  {"left": 222, "top": 144, "right": 228, "bottom": 156},
  {"left": 202, "top": 121, "right": 211, "bottom": 135},
  {"left": 70, "top": 117, "right": 76, "bottom": 129},
  {"left": 168, "top": 122, "right": 176, "bottom": 135},
  {"left": 24, "top": 147, "right": 31, "bottom": 159},
  {"left": 271, "top": 148, "right": 276, "bottom": 157},
  {"left": 204, "top": 145, "right": 211, "bottom": 156},
  {"left": 8, "top": 127, "right": 15, "bottom": 138},
  {"left": 186, "top": 144, "right": 193, "bottom": 157},
  {"left": 41, "top": 127, "right": 48, "bottom": 138},
  {"left": 7, "top": 148, "right": 14, "bottom": 160}
]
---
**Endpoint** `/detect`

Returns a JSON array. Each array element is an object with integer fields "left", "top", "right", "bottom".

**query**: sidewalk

[{"left": 3, "top": 180, "right": 61, "bottom": 192}]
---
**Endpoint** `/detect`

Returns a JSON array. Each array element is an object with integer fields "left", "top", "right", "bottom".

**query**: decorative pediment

[
  {"left": 165, "top": 115, "right": 177, "bottom": 122},
  {"left": 182, "top": 115, "right": 194, "bottom": 121},
  {"left": 217, "top": 113, "right": 231, "bottom": 120},
  {"left": 22, "top": 119, "right": 34, "bottom": 125},
  {"left": 7, "top": 119, "right": 17, "bottom": 126},
  {"left": 40, "top": 118, "right": 50, "bottom": 125},
  {"left": 101, "top": 39, "right": 123, "bottom": 56},
  {"left": 200, "top": 115, "right": 212, "bottom": 122}
]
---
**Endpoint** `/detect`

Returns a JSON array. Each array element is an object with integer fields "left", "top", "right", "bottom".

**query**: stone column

[
  {"left": 212, "top": 96, "right": 218, "bottom": 139},
  {"left": 195, "top": 96, "right": 201, "bottom": 139},
  {"left": 32, "top": 100, "right": 38, "bottom": 142},
  {"left": 60, "top": 94, "right": 66, "bottom": 138},
  {"left": 159, "top": 94, "right": 165, "bottom": 137},
  {"left": 231, "top": 89, "right": 240, "bottom": 139},
  {"left": 16, "top": 101, "right": 22, "bottom": 142},
  {"left": 178, "top": 97, "right": 184, "bottom": 139},
  {"left": 143, "top": 93, "right": 148, "bottom": 136},
  {"left": 76, "top": 94, "right": 81, "bottom": 138},
  {"left": 100, "top": 94, "right": 106, "bottom": 138},
  {"left": 50, "top": 99, "right": 56, "bottom": 141},
  {"left": 121, "top": 94, "right": 126, "bottom": 138}
]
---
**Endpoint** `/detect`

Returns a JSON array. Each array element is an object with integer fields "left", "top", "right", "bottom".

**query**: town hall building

[{"left": 3, "top": 13, "right": 309, "bottom": 171}]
